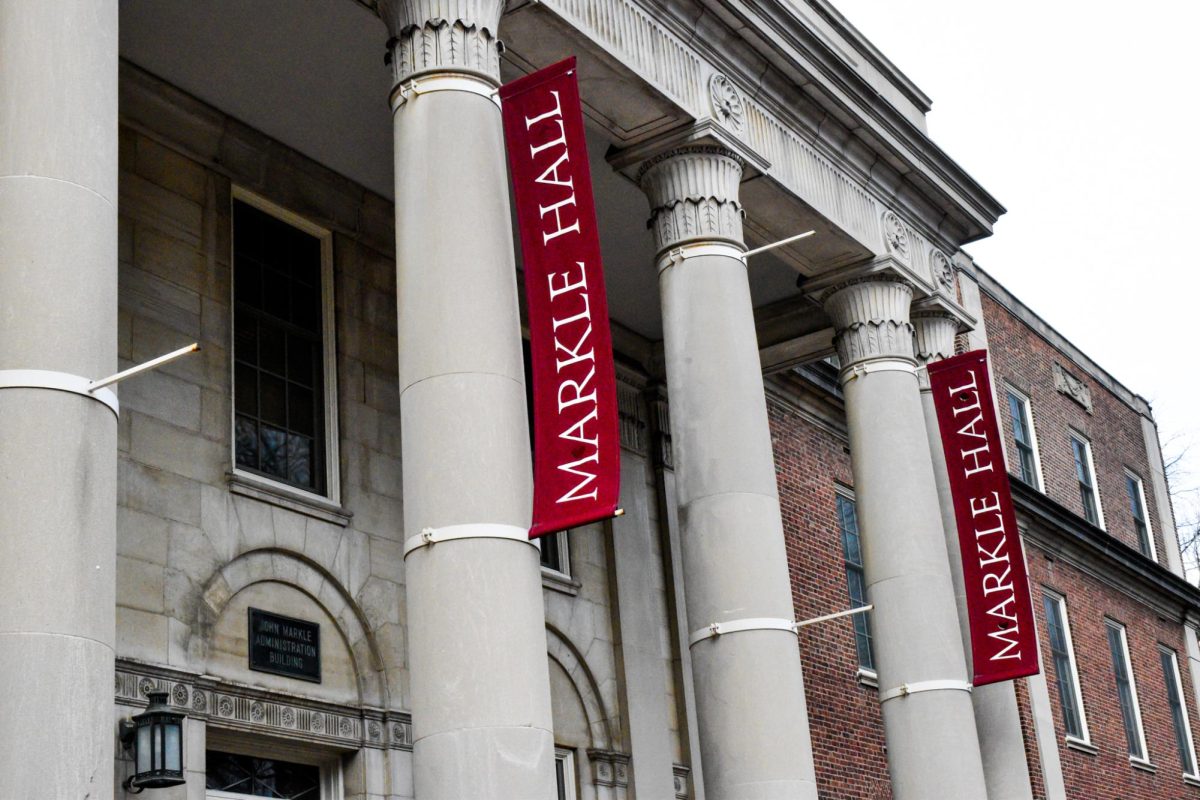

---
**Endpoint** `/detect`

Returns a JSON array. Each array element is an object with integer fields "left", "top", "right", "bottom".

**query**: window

[
  {"left": 540, "top": 530, "right": 571, "bottom": 577},
  {"left": 1006, "top": 388, "right": 1043, "bottom": 489},
  {"left": 837, "top": 492, "right": 875, "bottom": 672},
  {"left": 1043, "top": 591, "right": 1089, "bottom": 742},
  {"left": 1161, "top": 647, "right": 1199, "bottom": 778},
  {"left": 554, "top": 748, "right": 577, "bottom": 800},
  {"left": 1070, "top": 434, "right": 1103, "bottom": 529},
  {"left": 1125, "top": 473, "right": 1156, "bottom": 560},
  {"left": 1105, "top": 621, "right": 1148, "bottom": 761},
  {"left": 232, "top": 193, "right": 338, "bottom": 500},
  {"left": 206, "top": 750, "right": 334, "bottom": 799}
]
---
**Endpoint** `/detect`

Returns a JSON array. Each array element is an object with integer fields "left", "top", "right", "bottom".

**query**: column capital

[
  {"left": 380, "top": 0, "right": 503, "bottom": 86},
  {"left": 821, "top": 274, "right": 916, "bottom": 370},
  {"left": 637, "top": 145, "right": 746, "bottom": 255}
]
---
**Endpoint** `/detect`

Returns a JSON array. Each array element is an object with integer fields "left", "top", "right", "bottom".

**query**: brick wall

[
  {"left": 768, "top": 391, "right": 892, "bottom": 799},
  {"left": 1026, "top": 541, "right": 1200, "bottom": 798},
  {"left": 983, "top": 292, "right": 1169, "bottom": 563}
]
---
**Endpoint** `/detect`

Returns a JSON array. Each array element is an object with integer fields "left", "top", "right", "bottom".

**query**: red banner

[
  {"left": 500, "top": 58, "right": 620, "bottom": 538},
  {"left": 928, "top": 350, "right": 1040, "bottom": 686}
]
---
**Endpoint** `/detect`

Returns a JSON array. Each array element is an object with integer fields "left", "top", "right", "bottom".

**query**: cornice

[
  {"left": 1012, "top": 480, "right": 1200, "bottom": 619},
  {"left": 659, "top": 0, "right": 1005, "bottom": 244},
  {"left": 691, "top": 0, "right": 1008, "bottom": 241}
]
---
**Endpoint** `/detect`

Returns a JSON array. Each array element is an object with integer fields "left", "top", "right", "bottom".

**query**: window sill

[
  {"left": 228, "top": 471, "right": 352, "bottom": 527},
  {"left": 1185, "top": 773, "right": 1200, "bottom": 788},
  {"left": 541, "top": 568, "right": 580, "bottom": 597},
  {"left": 856, "top": 668, "right": 879, "bottom": 689},
  {"left": 1064, "top": 736, "right": 1098, "bottom": 756},
  {"left": 1130, "top": 757, "right": 1157, "bottom": 774}
]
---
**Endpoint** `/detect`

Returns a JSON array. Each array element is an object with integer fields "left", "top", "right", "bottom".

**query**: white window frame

[
  {"left": 1106, "top": 620, "right": 1150, "bottom": 764},
  {"left": 1005, "top": 385, "right": 1045, "bottom": 491},
  {"left": 1162, "top": 646, "right": 1200, "bottom": 779},
  {"left": 1044, "top": 590, "right": 1092, "bottom": 746},
  {"left": 554, "top": 747, "right": 578, "bottom": 800},
  {"left": 229, "top": 187, "right": 341, "bottom": 506},
  {"left": 835, "top": 486, "right": 876, "bottom": 683},
  {"left": 1069, "top": 432, "right": 1105, "bottom": 531},
  {"left": 204, "top": 744, "right": 343, "bottom": 800},
  {"left": 537, "top": 531, "right": 572, "bottom": 579},
  {"left": 1124, "top": 470, "right": 1157, "bottom": 562}
]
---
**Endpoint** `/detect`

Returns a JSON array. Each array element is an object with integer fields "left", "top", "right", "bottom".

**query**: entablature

[{"left": 495, "top": 0, "right": 1003, "bottom": 276}]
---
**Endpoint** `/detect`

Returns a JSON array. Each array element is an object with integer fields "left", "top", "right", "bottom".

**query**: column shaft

[
  {"left": 382, "top": 3, "right": 555, "bottom": 797},
  {"left": 914, "top": 311, "right": 1034, "bottom": 800},
  {"left": 0, "top": 1, "right": 118, "bottom": 797},
  {"left": 824, "top": 278, "right": 987, "bottom": 800},
  {"left": 641, "top": 147, "right": 818, "bottom": 800}
]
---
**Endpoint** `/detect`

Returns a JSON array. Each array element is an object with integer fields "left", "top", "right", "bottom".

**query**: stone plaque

[{"left": 248, "top": 608, "right": 321, "bottom": 683}]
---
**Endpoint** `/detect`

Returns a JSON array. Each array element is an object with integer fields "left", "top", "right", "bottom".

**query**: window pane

[
  {"left": 205, "top": 750, "right": 321, "bottom": 799},
  {"left": 837, "top": 495, "right": 874, "bottom": 670},
  {"left": 260, "top": 426, "right": 287, "bottom": 479},
  {"left": 286, "top": 434, "right": 312, "bottom": 488},
  {"left": 235, "top": 415, "right": 258, "bottom": 470},
  {"left": 233, "top": 199, "right": 326, "bottom": 492},
  {"left": 1043, "top": 594, "right": 1084, "bottom": 738},
  {"left": 260, "top": 373, "right": 287, "bottom": 427},
  {"left": 541, "top": 533, "right": 561, "bottom": 571},
  {"left": 1162, "top": 650, "right": 1198, "bottom": 775},
  {"left": 1126, "top": 477, "right": 1151, "bottom": 556},
  {"left": 259, "top": 324, "right": 286, "bottom": 377},
  {"left": 1107, "top": 625, "right": 1143, "bottom": 758}
]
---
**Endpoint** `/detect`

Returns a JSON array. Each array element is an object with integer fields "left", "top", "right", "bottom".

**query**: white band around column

[
  {"left": 878, "top": 679, "right": 973, "bottom": 703},
  {"left": 688, "top": 617, "right": 799, "bottom": 648},
  {"left": 390, "top": 73, "right": 500, "bottom": 111},
  {"left": 403, "top": 523, "right": 535, "bottom": 557},
  {"left": 0, "top": 369, "right": 119, "bottom": 418},
  {"left": 840, "top": 358, "right": 916, "bottom": 384},
  {"left": 656, "top": 242, "right": 746, "bottom": 273}
]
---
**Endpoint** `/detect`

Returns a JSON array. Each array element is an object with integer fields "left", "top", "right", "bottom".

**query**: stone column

[
  {"left": 0, "top": 1, "right": 118, "bottom": 797},
  {"left": 638, "top": 146, "right": 819, "bottom": 800},
  {"left": 380, "top": 3, "right": 555, "bottom": 798},
  {"left": 822, "top": 276, "right": 988, "bottom": 800},
  {"left": 913, "top": 309, "right": 1034, "bottom": 800}
]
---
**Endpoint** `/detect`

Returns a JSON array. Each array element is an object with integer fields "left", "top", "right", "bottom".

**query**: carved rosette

[
  {"left": 822, "top": 276, "right": 916, "bottom": 369},
  {"left": 708, "top": 73, "right": 746, "bottom": 135},
  {"left": 380, "top": 0, "right": 503, "bottom": 84},
  {"left": 930, "top": 249, "right": 955, "bottom": 291},
  {"left": 881, "top": 210, "right": 910, "bottom": 262},
  {"left": 638, "top": 146, "right": 745, "bottom": 254}
]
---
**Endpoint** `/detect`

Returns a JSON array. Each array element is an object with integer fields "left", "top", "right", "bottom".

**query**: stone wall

[{"left": 111, "top": 63, "right": 678, "bottom": 800}]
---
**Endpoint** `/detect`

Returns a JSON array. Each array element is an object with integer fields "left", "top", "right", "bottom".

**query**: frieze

[
  {"left": 881, "top": 210, "right": 910, "bottom": 262},
  {"left": 708, "top": 73, "right": 746, "bottom": 136},
  {"left": 1053, "top": 362, "right": 1093, "bottom": 413},
  {"left": 931, "top": 249, "right": 955, "bottom": 291},
  {"left": 115, "top": 661, "right": 411, "bottom": 751},
  {"left": 531, "top": 0, "right": 990, "bottom": 267}
]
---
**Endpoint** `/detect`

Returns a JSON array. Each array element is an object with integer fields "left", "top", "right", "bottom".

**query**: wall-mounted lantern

[{"left": 118, "top": 691, "right": 186, "bottom": 792}]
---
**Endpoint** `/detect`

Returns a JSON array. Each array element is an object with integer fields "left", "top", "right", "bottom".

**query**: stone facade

[{"left": 2, "top": 3, "right": 1197, "bottom": 800}]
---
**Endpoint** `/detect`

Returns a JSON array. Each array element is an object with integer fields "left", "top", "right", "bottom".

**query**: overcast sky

[{"left": 828, "top": 0, "right": 1200, "bottom": 536}]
